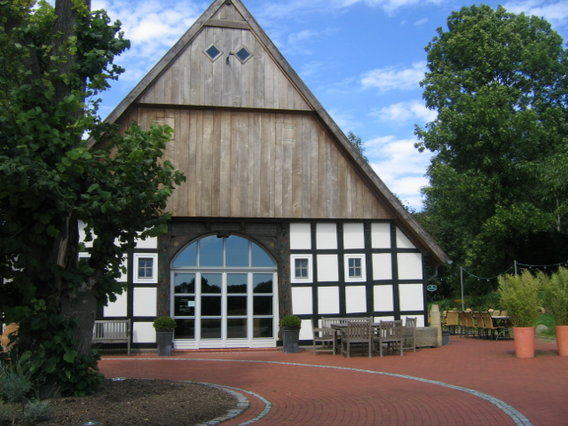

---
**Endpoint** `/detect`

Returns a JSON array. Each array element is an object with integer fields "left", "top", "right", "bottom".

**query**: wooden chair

[
  {"left": 481, "top": 311, "right": 507, "bottom": 340},
  {"left": 312, "top": 318, "right": 335, "bottom": 354},
  {"left": 472, "top": 311, "right": 485, "bottom": 338},
  {"left": 444, "top": 311, "right": 459, "bottom": 334},
  {"left": 340, "top": 319, "right": 373, "bottom": 358},
  {"left": 374, "top": 320, "right": 403, "bottom": 357},
  {"left": 458, "top": 311, "right": 475, "bottom": 336},
  {"left": 402, "top": 317, "right": 417, "bottom": 352}
]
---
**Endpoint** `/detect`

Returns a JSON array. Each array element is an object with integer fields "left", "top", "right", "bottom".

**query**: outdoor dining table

[
  {"left": 491, "top": 316, "right": 511, "bottom": 328},
  {"left": 331, "top": 322, "right": 401, "bottom": 356}
]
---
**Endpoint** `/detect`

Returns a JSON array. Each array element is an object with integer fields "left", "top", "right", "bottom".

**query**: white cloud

[
  {"left": 373, "top": 100, "right": 437, "bottom": 123},
  {"left": 414, "top": 17, "right": 429, "bottom": 26},
  {"left": 92, "top": 0, "right": 200, "bottom": 58},
  {"left": 361, "top": 62, "right": 426, "bottom": 92},
  {"left": 285, "top": 28, "right": 338, "bottom": 55},
  {"left": 288, "top": 29, "right": 318, "bottom": 44},
  {"left": 259, "top": 0, "right": 444, "bottom": 20},
  {"left": 88, "top": 1, "right": 202, "bottom": 86},
  {"left": 365, "top": 135, "right": 433, "bottom": 210},
  {"left": 504, "top": 0, "right": 568, "bottom": 27},
  {"left": 328, "top": 108, "right": 360, "bottom": 132},
  {"left": 354, "top": 0, "right": 445, "bottom": 15}
]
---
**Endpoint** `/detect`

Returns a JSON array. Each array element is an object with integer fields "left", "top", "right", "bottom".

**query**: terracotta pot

[
  {"left": 513, "top": 326, "right": 535, "bottom": 358},
  {"left": 555, "top": 325, "right": 568, "bottom": 357}
]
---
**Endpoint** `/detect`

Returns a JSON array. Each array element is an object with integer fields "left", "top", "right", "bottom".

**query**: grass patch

[{"left": 535, "top": 313, "right": 556, "bottom": 338}]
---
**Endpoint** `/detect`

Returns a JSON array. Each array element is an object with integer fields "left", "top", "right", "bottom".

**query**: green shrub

[
  {"left": 279, "top": 315, "right": 301, "bottom": 329},
  {"left": 23, "top": 399, "right": 50, "bottom": 422},
  {"left": 539, "top": 267, "right": 568, "bottom": 325},
  {"left": 0, "top": 401, "right": 19, "bottom": 424},
  {"left": 0, "top": 362, "right": 32, "bottom": 403},
  {"left": 498, "top": 270, "right": 540, "bottom": 327},
  {"left": 153, "top": 316, "right": 177, "bottom": 330},
  {"left": 0, "top": 360, "right": 50, "bottom": 424},
  {"left": 535, "top": 313, "right": 556, "bottom": 337}
]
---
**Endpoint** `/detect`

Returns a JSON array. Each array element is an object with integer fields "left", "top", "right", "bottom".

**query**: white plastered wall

[
  {"left": 133, "top": 287, "right": 157, "bottom": 317},
  {"left": 317, "top": 254, "right": 339, "bottom": 281},
  {"left": 291, "top": 287, "right": 312, "bottom": 315},
  {"left": 103, "top": 292, "right": 128, "bottom": 317},
  {"left": 316, "top": 223, "right": 337, "bottom": 249},
  {"left": 290, "top": 223, "right": 311, "bottom": 249},
  {"left": 317, "top": 287, "right": 340, "bottom": 314},
  {"left": 133, "top": 322, "right": 155, "bottom": 343},
  {"left": 345, "top": 286, "right": 366, "bottom": 313},
  {"left": 343, "top": 223, "right": 365, "bottom": 249}
]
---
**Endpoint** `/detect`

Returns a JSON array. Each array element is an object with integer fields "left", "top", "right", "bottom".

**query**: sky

[{"left": 50, "top": 0, "right": 568, "bottom": 210}]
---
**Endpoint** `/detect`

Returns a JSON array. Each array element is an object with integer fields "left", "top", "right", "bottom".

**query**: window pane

[
  {"left": 227, "top": 296, "right": 247, "bottom": 315},
  {"left": 174, "top": 296, "right": 195, "bottom": 316},
  {"left": 294, "top": 258, "right": 308, "bottom": 278},
  {"left": 175, "top": 319, "right": 194, "bottom": 339},
  {"left": 201, "top": 319, "right": 221, "bottom": 338},
  {"left": 206, "top": 45, "right": 221, "bottom": 60},
  {"left": 201, "top": 273, "right": 222, "bottom": 293},
  {"left": 226, "top": 236, "right": 249, "bottom": 267},
  {"left": 253, "top": 274, "right": 272, "bottom": 293},
  {"left": 227, "top": 274, "right": 247, "bottom": 294},
  {"left": 138, "top": 258, "right": 153, "bottom": 278},
  {"left": 251, "top": 244, "right": 274, "bottom": 267},
  {"left": 172, "top": 242, "right": 197, "bottom": 267},
  {"left": 253, "top": 296, "right": 272, "bottom": 315},
  {"left": 227, "top": 319, "right": 247, "bottom": 338},
  {"left": 199, "top": 236, "right": 223, "bottom": 266},
  {"left": 236, "top": 47, "right": 250, "bottom": 62},
  {"left": 227, "top": 296, "right": 247, "bottom": 316},
  {"left": 174, "top": 273, "right": 195, "bottom": 294},
  {"left": 349, "top": 258, "right": 362, "bottom": 277},
  {"left": 253, "top": 318, "right": 273, "bottom": 337},
  {"left": 201, "top": 296, "right": 221, "bottom": 315}
]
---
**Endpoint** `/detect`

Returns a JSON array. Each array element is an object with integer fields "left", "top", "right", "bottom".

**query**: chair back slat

[{"left": 405, "top": 317, "right": 417, "bottom": 329}]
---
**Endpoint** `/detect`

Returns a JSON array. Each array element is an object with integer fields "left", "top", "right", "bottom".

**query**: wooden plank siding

[
  {"left": 138, "top": 26, "right": 311, "bottom": 112},
  {"left": 121, "top": 107, "right": 395, "bottom": 220}
]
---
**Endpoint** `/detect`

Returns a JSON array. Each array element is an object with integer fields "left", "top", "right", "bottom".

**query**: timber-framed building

[{"left": 93, "top": 0, "right": 449, "bottom": 350}]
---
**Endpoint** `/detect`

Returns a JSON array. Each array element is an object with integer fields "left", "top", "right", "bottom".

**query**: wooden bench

[{"left": 92, "top": 319, "right": 131, "bottom": 355}]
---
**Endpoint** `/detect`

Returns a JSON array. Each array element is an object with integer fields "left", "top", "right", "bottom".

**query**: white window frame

[
  {"left": 344, "top": 254, "right": 366, "bottom": 282},
  {"left": 290, "top": 254, "right": 313, "bottom": 283},
  {"left": 133, "top": 253, "right": 158, "bottom": 283}
]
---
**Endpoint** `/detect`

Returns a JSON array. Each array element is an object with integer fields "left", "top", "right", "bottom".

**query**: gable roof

[{"left": 103, "top": 0, "right": 449, "bottom": 265}]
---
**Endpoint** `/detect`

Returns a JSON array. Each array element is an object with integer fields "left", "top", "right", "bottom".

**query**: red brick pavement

[{"left": 99, "top": 336, "right": 567, "bottom": 425}]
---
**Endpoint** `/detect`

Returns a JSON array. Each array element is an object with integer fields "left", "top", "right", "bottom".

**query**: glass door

[{"left": 171, "top": 235, "right": 277, "bottom": 349}]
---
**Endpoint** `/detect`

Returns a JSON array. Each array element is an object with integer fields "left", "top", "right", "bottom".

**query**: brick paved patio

[{"left": 99, "top": 336, "right": 567, "bottom": 425}]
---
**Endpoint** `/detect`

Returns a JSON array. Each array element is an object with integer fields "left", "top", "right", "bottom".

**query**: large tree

[
  {"left": 0, "top": 0, "right": 184, "bottom": 396},
  {"left": 415, "top": 5, "right": 568, "bottom": 294}
]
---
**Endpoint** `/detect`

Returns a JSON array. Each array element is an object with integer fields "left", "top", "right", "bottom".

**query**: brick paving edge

[{"left": 124, "top": 357, "right": 532, "bottom": 426}]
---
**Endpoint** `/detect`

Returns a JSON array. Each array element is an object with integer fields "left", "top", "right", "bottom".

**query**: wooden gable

[{"left": 105, "top": 0, "right": 449, "bottom": 264}]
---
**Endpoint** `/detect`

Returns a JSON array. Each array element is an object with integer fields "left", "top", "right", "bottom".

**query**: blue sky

[{"left": 61, "top": 0, "right": 568, "bottom": 210}]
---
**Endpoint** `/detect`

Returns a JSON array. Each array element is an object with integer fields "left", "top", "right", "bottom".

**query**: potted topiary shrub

[
  {"left": 498, "top": 270, "right": 540, "bottom": 358},
  {"left": 539, "top": 267, "right": 568, "bottom": 356},
  {"left": 153, "top": 316, "right": 177, "bottom": 356},
  {"left": 279, "top": 314, "right": 301, "bottom": 353}
]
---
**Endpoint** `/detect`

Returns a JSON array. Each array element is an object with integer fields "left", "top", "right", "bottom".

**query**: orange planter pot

[
  {"left": 555, "top": 325, "right": 568, "bottom": 357},
  {"left": 513, "top": 327, "right": 535, "bottom": 358}
]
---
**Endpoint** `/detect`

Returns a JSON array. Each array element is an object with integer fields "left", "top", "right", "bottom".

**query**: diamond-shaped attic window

[
  {"left": 235, "top": 47, "right": 252, "bottom": 63},
  {"left": 205, "top": 45, "right": 222, "bottom": 61}
]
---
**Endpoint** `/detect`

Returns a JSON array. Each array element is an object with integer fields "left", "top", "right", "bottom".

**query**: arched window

[{"left": 171, "top": 235, "right": 277, "bottom": 349}]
